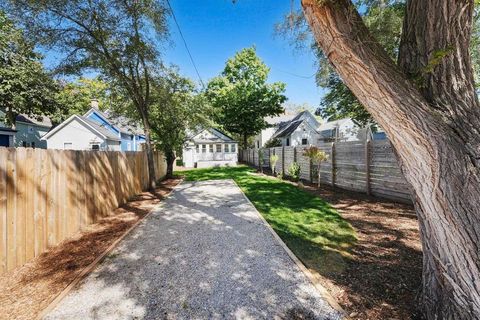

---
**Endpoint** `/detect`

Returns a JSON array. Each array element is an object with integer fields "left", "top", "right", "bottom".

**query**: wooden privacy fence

[
  {"left": 0, "top": 148, "right": 166, "bottom": 274},
  {"left": 240, "top": 140, "right": 412, "bottom": 204}
]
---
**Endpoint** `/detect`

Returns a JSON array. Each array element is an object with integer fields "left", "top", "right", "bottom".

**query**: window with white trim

[
  {"left": 224, "top": 144, "right": 229, "bottom": 153},
  {"left": 209, "top": 144, "right": 213, "bottom": 153},
  {"left": 202, "top": 144, "right": 206, "bottom": 153},
  {"left": 216, "top": 144, "right": 222, "bottom": 152},
  {"left": 231, "top": 144, "right": 236, "bottom": 152}
]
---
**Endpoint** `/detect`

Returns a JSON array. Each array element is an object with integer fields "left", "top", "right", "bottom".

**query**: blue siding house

[{"left": 84, "top": 107, "right": 146, "bottom": 152}]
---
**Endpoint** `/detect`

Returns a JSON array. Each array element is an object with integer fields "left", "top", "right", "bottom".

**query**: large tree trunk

[
  {"left": 301, "top": 0, "right": 480, "bottom": 318},
  {"left": 165, "top": 149, "right": 175, "bottom": 178},
  {"left": 142, "top": 119, "right": 157, "bottom": 190}
]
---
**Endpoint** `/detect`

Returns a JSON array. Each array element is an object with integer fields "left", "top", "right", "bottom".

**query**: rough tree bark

[
  {"left": 165, "top": 149, "right": 175, "bottom": 178},
  {"left": 301, "top": 0, "right": 480, "bottom": 318},
  {"left": 140, "top": 113, "right": 157, "bottom": 190}
]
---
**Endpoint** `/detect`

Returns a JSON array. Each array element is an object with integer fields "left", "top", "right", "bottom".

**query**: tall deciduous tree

[
  {"left": 3, "top": 0, "right": 170, "bottom": 189},
  {"left": 53, "top": 77, "right": 113, "bottom": 124},
  {"left": 302, "top": 0, "right": 480, "bottom": 318},
  {"left": 149, "top": 68, "right": 211, "bottom": 177},
  {"left": 206, "top": 47, "right": 287, "bottom": 148},
  {"left": 0, "top": 11, "right": 60, "bottom": 128}
]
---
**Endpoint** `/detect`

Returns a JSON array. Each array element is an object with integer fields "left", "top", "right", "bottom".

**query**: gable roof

[
  {"left": 189, "top": 128, "right": 236, "bottom": 143},
  {"left": 318, "top": 118, "right": 352, "bottom": 131},
  {"left": 84, "top": 108, "right": 144, "bottom": 136},
  {"left": 271, "top": 110, "right": 319, "bottom": 139},
  {"left": 16, "top": 114, "right": 52, "bottom": 128},
  {"left": 42, "top": 114, "right": 121, "bottom": 141}
]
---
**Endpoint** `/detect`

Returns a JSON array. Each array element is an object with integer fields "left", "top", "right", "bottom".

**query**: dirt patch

[
  {"left": 0, "top": 178, "right": 181, "bottom": 320},
  {"left": 300, "top": 182, "right": 423, "bottom": 320}
]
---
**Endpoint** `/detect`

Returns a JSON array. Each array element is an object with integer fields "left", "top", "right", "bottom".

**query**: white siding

[{"left": 45, "top": 118, "right": 120, "bottom": 151}]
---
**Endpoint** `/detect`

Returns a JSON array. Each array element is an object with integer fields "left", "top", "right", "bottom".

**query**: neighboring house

[
  {"left": 13, "top": 114, "right": 52, "bottom": 148},
  {"left": 318, "top": 118, "right": 365, "bottom": 143},
  {"left": 41, "top": 114, "right": 121, "bottom": 151},
  {"left": 253, "top": 113, "right": 295, "bottom": 148},
  {"left": 84, "top": 103, "right": 145, "bottom": 151},
  {"left": 182, "top": 128, "right": 238, "bottom": 168},
  {"left": 257, "top": 111, "right": 320, "bottom": 148},
  {"left": 0, "top": 110, "right": 52, "bottom": 148}
]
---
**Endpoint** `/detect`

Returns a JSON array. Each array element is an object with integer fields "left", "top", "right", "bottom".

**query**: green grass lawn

[{"left": 180, "top": 165, "right": 356, "bottom": 275}]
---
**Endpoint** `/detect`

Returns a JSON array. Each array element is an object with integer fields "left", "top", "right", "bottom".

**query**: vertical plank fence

[
  {"left": 240, "top": 139, "right": 411, "bottom": 204},
  {"left": 0, "top": 148, "right": 166, "bottom": 274}
]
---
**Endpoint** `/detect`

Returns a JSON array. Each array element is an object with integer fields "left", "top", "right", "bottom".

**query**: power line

[
  {"left": 272, "top": 67, "right": 317, "bottom": 79},
  {"left": 166, "top": 0, "right": 205, "bottom": 89}
]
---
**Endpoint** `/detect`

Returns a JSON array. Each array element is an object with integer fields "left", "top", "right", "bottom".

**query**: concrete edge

[
  {"left": 231, "top": 179, "right": 349, "bottom": 319},
  {"left": 37, "top": 179, "right": 184, "bottom": 320}
]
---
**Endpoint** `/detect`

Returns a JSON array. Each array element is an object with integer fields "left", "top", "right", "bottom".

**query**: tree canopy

[
  {"left": 277, "top": 0, "right": 480, "bottom": 126},
  {"left": 149, "top": 68, "right": 211, "bottom": 176},
  {"left": 206, "top": 47, "right": 287, "bottom": 147},
  {"left": 0, "top": 11, "right": 60, "bottom": 128},
  {"left": 2, "top": 0, "right": 171, "bottom": 188}
]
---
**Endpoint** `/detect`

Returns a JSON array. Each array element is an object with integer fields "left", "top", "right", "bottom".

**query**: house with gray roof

[
  {"left": 182, "top": 128, "right": 238, "bottom": 168},
  {"left": 41, "top": 114, "right": 121, "bottom": 151},
  {"left": 0, "top": 110, "right": 53, "bottom": 148},
  {"left": 254, "top": 110, "right": 320, "bottom": 148},
  {"left": 83, "top": 102, "right": 146, "bottom": 151}
]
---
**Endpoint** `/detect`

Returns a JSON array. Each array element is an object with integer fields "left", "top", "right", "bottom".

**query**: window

[
  {"left": 202, "top": 144, "right": 206, "bottom": 153},
  {"left": 209, "top": 144, "right": 213, "bottom": 153},
  {"left": 216, "top": 144, "right": 222, "bottom": 152},
  {"left": 63, "top": 142, "right": 72, "bottom": 150},
  {"left": 302, "top": 138, "right": 308, "bottom": 145},
  {"left": 286, "top": 138, "right": 290, "bottom": 146},
  {"left": 196, "top": 145, "right": 199, "bottom": 153},
  {"left": 231, "top": 144, "right": 236, "bottom": 153},
  {"left": 224, "top": 144, "right": 229, "bottom": 153},
  {"left": 22, "top": 141, "right": 27, "bottom": 148},
  {"left": 91, "top": 144, "right": 100, "bottom": 151},
  {"left": 31, "top": 142, "right": 35, "bottom": 149}
]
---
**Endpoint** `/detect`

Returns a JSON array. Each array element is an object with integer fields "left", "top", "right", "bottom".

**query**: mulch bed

[
  {"left": 0, "top": 177, "right": 181, "bottom": 320},
  {"left": 301, "top": 182, "right": 423, "bottom": 320}
]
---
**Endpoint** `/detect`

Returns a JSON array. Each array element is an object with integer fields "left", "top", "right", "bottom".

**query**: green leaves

[
  {"left": 206, "top": 47, "right": 287, "bottom": 146},
  {"left": 0, "top": 11, "right": 61, "bottom": 126}
]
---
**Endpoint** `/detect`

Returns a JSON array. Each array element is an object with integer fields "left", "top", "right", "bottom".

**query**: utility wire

[
  {"left": 272, "top": 67, "right": 317, "bottom": 79},
  {"left": 166, "top": 0, "right": 206, "bottom": 89}
]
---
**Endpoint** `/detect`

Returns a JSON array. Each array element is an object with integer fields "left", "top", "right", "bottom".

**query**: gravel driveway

[{"left": 45, "top": 179, "right": 342, "bottom": 320}]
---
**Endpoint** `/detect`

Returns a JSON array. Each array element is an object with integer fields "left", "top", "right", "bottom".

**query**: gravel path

[{"left": 45, "top": 180, "right": 342, "bottom": 320}]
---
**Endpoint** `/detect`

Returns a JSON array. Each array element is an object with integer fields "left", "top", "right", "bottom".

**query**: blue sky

[{"left": 163, "top": 0, "right": 324, "bottom": 107}]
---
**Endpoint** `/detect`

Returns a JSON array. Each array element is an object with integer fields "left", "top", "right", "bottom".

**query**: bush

[
  {"left": 264, "top": 137, "right": 282, "bottom": 148},
  {"left": 176, "top": 159, "right": 184, "bottom": 167},
  {"left": 270, "top": 154, "right": 279, "bottom": 174},
  {"left": 288, "top": 162, "right": 301, "bottom": 182}
]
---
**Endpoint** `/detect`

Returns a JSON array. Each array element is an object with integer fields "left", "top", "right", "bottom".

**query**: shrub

[
  {"left": 303, "top": 146, "right": 329, "bottom": 188},
  {"left": 264, "top": 137, "right": 282, "bottom": 148},
  {"left": 270, "top": 154, "right": 279, "bottom": 174},
  {"left": 288, "top": 162, "right": 301, "bottom": 182}
]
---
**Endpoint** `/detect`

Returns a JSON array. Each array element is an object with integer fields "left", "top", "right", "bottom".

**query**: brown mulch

[
  {"left": 0, "top": 177, "right": 181, "bottom": 320},
  {"left": 301, "top": 182, "right": 423, "bottom": 320}
]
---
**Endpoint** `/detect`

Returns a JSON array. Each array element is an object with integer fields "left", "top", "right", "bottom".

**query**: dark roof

[
  {"left": 16, "top": 114, "right": 52, "bottom": 128},
  {"left": 273, "top": 120, "right": 303, "bottom": 138},
  {"left": 79, "top": 116, "right": 121, "bottom": 141}
]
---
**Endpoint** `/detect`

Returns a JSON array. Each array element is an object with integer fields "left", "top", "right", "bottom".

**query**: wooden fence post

[
  {"left": 365, "top": 140, "right": 371, "bottom": 195},
  {"left": 331, "top": 142, "right": 336, "bottom": 187},
  {"left": 282, "top": 146, "right": 285, "bottom": 176}
]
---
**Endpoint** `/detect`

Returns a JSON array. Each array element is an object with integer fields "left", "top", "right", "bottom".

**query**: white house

[
  {"left": 254, "top": 111, "right": 320, "bottom": 148},
  {"left": 253, "top": 113, "right": 295, "bottom": 148},
  {"left": 318, "top": 118, "right": 366, "bottom": 142},
  {"left": 182, "top": 128, "right": 238, "bottom": 168},
  {"left": 41, "top": 114, "right": 121, "bottom": 151}
]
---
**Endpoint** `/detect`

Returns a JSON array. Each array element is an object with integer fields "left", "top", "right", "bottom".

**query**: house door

[{"left": 0, "top": 135, "right": 10, "bottom": 147}]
